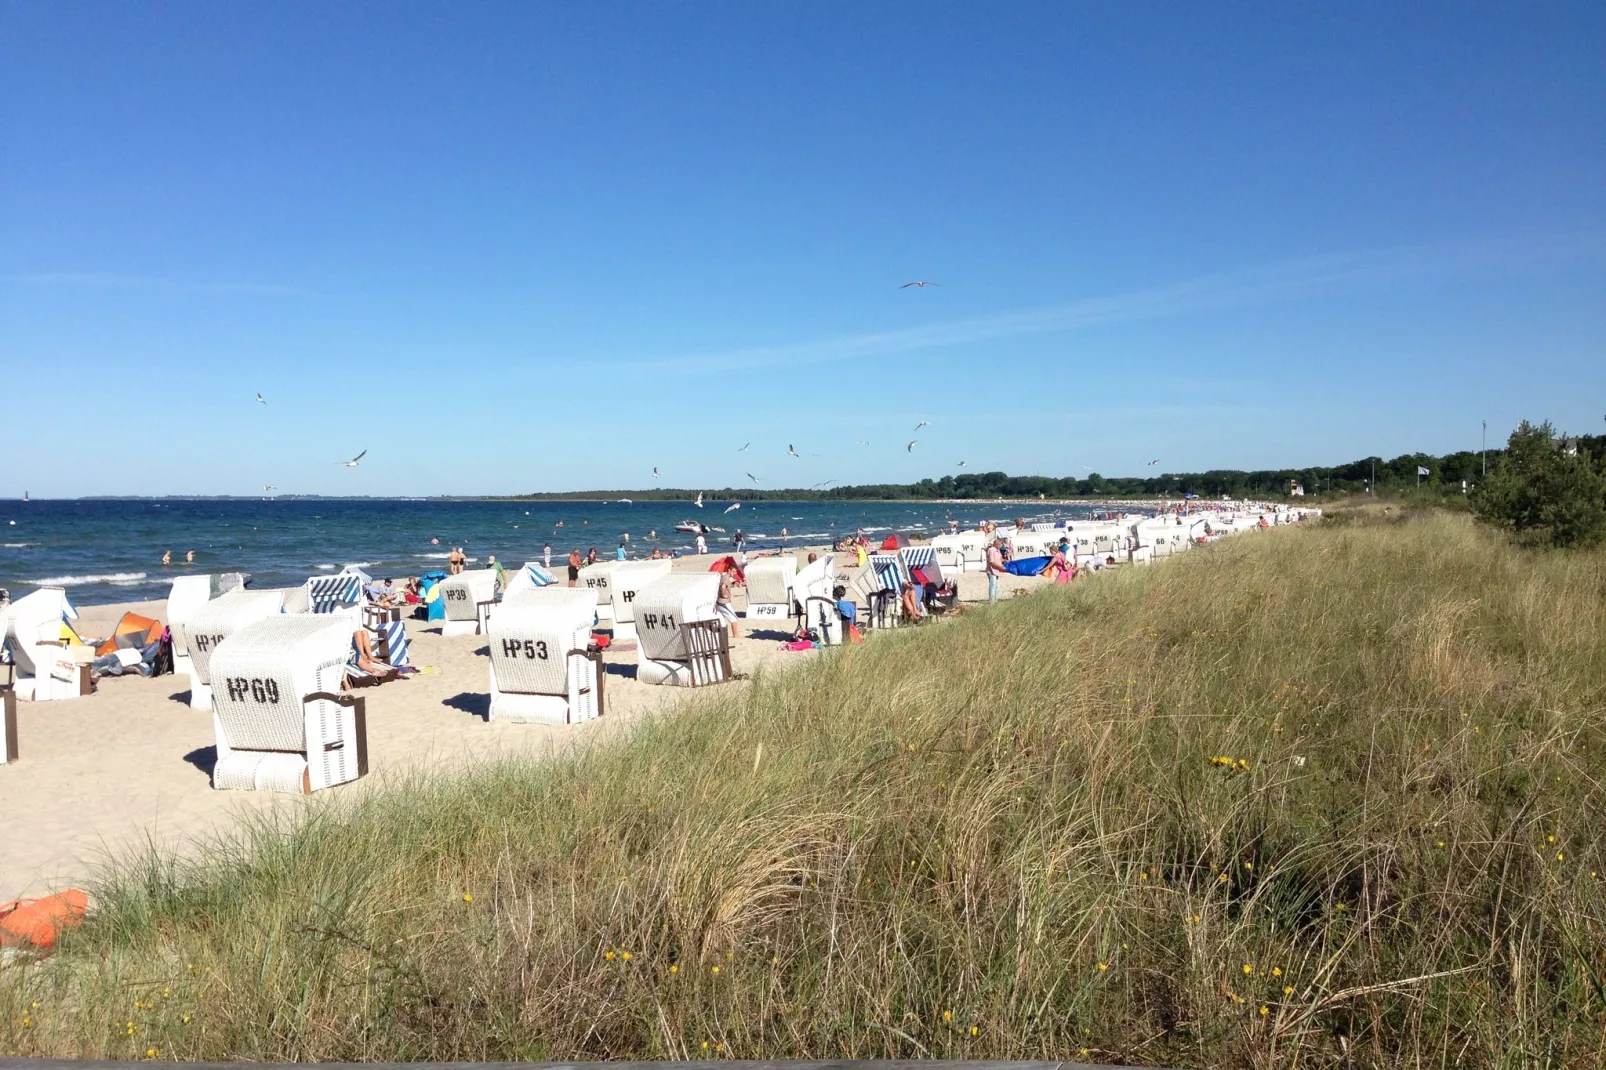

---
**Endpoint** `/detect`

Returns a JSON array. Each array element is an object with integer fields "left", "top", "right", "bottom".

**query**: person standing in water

[
  {"left": 543, "top": 544, "right": 552, "bottom": 568},
  {"left": 185, "top": 549, "right": 195, "bottom": 564},
  {"left": 162, "top": 550, "right": 172, "bottom": 566}
]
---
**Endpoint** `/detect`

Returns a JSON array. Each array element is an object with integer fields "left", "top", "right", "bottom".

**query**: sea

[{"left": 0, "top": 497, "right": 1117, "bottom": 606}]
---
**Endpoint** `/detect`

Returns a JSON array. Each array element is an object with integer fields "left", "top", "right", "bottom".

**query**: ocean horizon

[{"left": 0, "top": 496, "right": 1125, "bottom": 606}]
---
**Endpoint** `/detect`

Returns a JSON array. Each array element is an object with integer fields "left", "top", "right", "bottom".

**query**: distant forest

[{"left": 506, "top": 435, "right": 1606, "bottom": 502}]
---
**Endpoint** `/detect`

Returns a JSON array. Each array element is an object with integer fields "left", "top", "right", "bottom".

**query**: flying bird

[
  {"left": 810, "top": 479, "right": 837, "bottom": 489},
  {"left": 914, "top": 420, "right": 930, "bottom": 432},
  {"left": 340, "top": 449, "right": 367, "bottom": 468},
  {"left": 263, "top": 484, "right": 276, "bottom": 492},
  {"left": 746, "top": 472, "right": 761, "bottom": 483},
  {"left": 900, "top": 281, "right": 939, "bottom": 289},
  {"left": 652, "top": 467, "right": 661, "bottom": 479},
  {"left": 906, "top": 440, "right": 918, "bottom": 452},
  {"left": 737, "top": 442, "right": 750, "bottom": 452},
  {"left": 695, "top": 492, "right": 704, "bottom": 508},
  {"left": 956, "top": 461, "right": 967, "bottom": 468},
  {"left": 787, "top": 444, "right": 801, "bottom": 458},
  {"left": 724, "top": 502, "right": 741, "bottom": 514},
  {"left": 255, "top": 393, "right": 266, "bottom": 405},
  {"left": 1148, "top": 459, "right": 1160, "bottom": 466},
  {"left": 855, "top": 440, "right": 871, "bottom": 446}
]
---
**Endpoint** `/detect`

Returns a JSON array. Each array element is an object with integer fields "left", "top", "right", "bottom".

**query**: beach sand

[{"left": 1, "top": 548, "right": 1056, "bottom": 898}]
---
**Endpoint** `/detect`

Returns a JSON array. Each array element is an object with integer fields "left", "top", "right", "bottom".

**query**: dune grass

[{"left": 3, "top": 510, "right": 1605, "bottom": 1067}]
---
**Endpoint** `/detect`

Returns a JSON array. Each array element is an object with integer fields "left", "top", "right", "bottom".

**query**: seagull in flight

[
  {"left": 906, "top": 440, "right": 918, "bottom": 452},
  {"left": 787, "top": 444, "right": 801, "bottom": 458},
  {"left": 737, "top": 442, "right": 750, "bottom": 452},
  {"left": 652, "top": 467, "right": 661, "bottom": 479},
  {"left": 913, "top": 420, "right": 930, "bottom": 432},
  {"left": 263, "top": 484, "right": 276, "bottom": 492},
  {"left": 256, "top": 393, "right": 266, "bottom": 405},
  {"left": 746, "top": 472, "right": 761, "bottom": 483},
  {"left": 810, "top": 479, "right": 837, "bottom": 489},
  {"left": 724, "top": 502, "right": 741, "bottom": 514},
  {"left": 956, "top": 461, "right": 967, "bottom": 468},
  {"left": 1147, "top": 459, "right": 1160, "bottom": 466},
  {"left": 855, "top": 439, "right": 871, "bottom": 446},
  {"left": 694, "top": 491, "right": 704, "bottom": 508},
  {"left": 900, "top": 281, "right": 939, "bottom": 289},
  {"left": 340, "top": 449, "right": 367, "bottom": 468}
]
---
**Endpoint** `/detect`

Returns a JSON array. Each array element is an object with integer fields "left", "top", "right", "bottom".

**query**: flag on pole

[{"left": 1417, "top": 466, "right": 1430, "bottom": 476}]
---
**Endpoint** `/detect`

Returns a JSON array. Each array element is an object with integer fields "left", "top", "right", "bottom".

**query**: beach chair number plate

[
  {"left": 224, "top": 677, "right": 282, "bottom": 704},
  {"left": 192, "top": 632, "right": 226, "bottom": 652},
  {"left": 751, "top": 605, "right": 782, "bottom": 617},
  {"left": 445, "top": 588, "right": 468, "bottom": 602},
  {"left": 500, "top": 639, "right": 550, "bottom": 660},
  {"left": 640, "top": 612, "right": 676, "bottom": 630}
]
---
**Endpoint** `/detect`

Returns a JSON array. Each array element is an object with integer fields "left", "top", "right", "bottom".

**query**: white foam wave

[
  {"left": 345, "top": 561, "right": 377, "bottom": 568},
  {"left": 3, "top": 542, "right": 30, "bottom": 548},
  {"left": 314, "top": 563, "right": 337, "bottom": 570},
  {"left": 28, "top": 571, "right": 148, "bottom": 587},
  {"left": 413, "top": 553, "right": 451, "bottom": 559}
]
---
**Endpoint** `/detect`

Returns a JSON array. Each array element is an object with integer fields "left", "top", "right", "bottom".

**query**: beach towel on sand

[
  {"left": 1, "top": 890, "right": 88, "bottom": 950},
  {"left": 1004, "top": 556, "right": 1051, "bottom": 577}
]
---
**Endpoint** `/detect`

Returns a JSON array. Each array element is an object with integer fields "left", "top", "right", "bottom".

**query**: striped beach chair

[
  {"left": 488, "top": 588, "right": 602, "bottom": 724},
  {"left": 307, "top": 572, "right": 364, "bottom": 615}
]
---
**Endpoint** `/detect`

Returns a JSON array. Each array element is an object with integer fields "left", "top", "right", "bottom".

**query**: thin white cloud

[
  {"left": 618, "top": 230, "right": 1605, "bottom": 375},
  {"left": 0, "top": 271, "right": 302, "bottom": 296}
]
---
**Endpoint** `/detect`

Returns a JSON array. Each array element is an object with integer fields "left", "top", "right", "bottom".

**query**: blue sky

[{"left": 2, "top": 2, "right": 1602, "bottom": 496}]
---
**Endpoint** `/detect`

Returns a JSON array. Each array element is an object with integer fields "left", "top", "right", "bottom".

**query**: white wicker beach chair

[
  {"left": 633, "top": 573, "right": 731, "bottom": 686},
  {"left": 166, "top": 575, "right": 213, "bottom": 680},
  {"left": 438, "top": 568, "right": 499, "bottom": 636},
  {"left": 789, "top": 553, "right": 841, "bottom": 644},
  {"left": 1, "top": 685, "right": 16, "bottom": 763},
  {"left": 2, "top": 588, "right": 85, "bottom": 701},
  {"left": 208, "top": 615, "right": 366, "bottom": 793},
  {"left": 576, "top": 561, "right": 626, "bottom": 621},
  {"left": 488, "top": 588, "right": 603, "bottom": 724},
  {"left": 741, "top": 556, "right": 795, "bottom": 626},
  {"left": 182, "top": 589, "right": 287, "bottom": 710},
  {"left": 607, "top": 560, "right": 674, "bottom": 641}
]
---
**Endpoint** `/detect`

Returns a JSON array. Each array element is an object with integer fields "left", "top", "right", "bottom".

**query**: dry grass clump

[{"left": 3, "top": 511, "right": 1604, "bottom": 1067}]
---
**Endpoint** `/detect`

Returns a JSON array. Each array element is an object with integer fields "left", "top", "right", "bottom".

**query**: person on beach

[
  {"left": 487, "top": 555, "right": 505, "bottom": 592},
  {"left": 185, "top": 549, "right": 195, "bottom": 564},
  {"left": 985, "top": 537, "right": 1006, "bottom": 603},
  {"left": 567, "top": 549, "right": 581, "bottom": 586},
  {"left": 586, "top": 547, "right": 598, "bottom": 566},
  {"left": 161, "top": 550, "right": 172, "bottom": 566},
  {"left": 447, "top": 547, "right": 466, "bottom": 574},
  {"left": 695, "top": 532, "right": 707, "bottom": 555},
  {"left": 900, "top": 580, "right": 923, "bottom": 622},
  {"left": 543, "top": 544, "right": 552, "bottom": 568},
  {"left": 616, "top": 542, "right": 627, "bottom": 560},
  {"left": 716, "top": 568, "right": 738, "bottom": 639}
]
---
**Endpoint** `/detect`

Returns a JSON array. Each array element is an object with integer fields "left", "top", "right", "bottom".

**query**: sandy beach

[{"left": 1, "top": 548, "right": 1057, "bottom": 899}]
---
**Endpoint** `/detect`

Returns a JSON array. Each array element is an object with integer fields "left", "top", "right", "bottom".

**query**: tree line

[{"left": 506, "top": 434, "right": 1605, "bottom": 504}]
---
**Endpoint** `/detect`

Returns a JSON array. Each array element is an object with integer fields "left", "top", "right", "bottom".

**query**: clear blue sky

[{"left": 2, "top": 2, "right": 1602, "bottom": 497}]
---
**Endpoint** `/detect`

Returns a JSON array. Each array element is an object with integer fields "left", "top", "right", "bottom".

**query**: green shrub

[{"left": 1474, "top": 420, "right": 1606, "bottom": 547}]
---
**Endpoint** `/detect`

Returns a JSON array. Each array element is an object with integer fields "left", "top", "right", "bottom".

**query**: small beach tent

[
  {"left": 2, "top": 588, "right": 84, "bottom": 701},
  {"left": 488, "top": 587, "right": 601, "bottom": 724},
  {"left": 742, "top": 556, "right": 795, "bottom": 625},
  {"left": 706, "top": 555, "right": 745, "bottom": 582},
  {"left": 607, "top": 559, "right": 674, "bottom": 641},
  {"left": 418, "top": 570, "right": 449, "bottom": 621},
  {"left": 438, "top": 569, "right": 499, "bottom": 637},
  {"left": 94, "top": 612, "right": 163, "bottom": 657},
  {"left": 501, "top": 562, "right": 558, "bottom": 600},
  {"left": 633, "top": 573, "right": 730, "bottom": 686},
  {"left": 181, "top": 589, "right": 288, "bottom": 711},
  {"left": 879, "top": 533, "right": 912, "bottom": 551},
  {"left": 209, "top": 615, "right": 366, "bottom": 793},
  {"left": 1003, "top": 555, "right": 1051, "bottom": 577}
]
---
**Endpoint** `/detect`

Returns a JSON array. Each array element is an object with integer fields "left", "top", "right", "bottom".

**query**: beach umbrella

[{"left": 880, "top": 532, "right": 912, "bottom": 551}]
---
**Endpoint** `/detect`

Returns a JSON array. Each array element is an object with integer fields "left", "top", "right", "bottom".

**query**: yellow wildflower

[
  {"left": 462, "top": 893, "right": 473, "bottom": 903},
  {"left": 1242, "top": 964, "right": 1254, "bottom": 975}
]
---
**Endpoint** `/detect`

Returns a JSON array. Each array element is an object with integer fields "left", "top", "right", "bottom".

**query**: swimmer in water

[
  {"left": 161, "top": 550, "right": 171, "bottom": 566},
  {"left": 185, "top": 549, "right": 195, "bottom": 564}
]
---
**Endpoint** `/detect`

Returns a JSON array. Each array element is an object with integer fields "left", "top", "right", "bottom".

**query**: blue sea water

[{"left": 0, "top": 498, "right": 1112, "bottom": 606}]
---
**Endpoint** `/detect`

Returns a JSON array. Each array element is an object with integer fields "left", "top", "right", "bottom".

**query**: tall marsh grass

[{"left": 4, "top": 512, "right": 1604, "bottom": 1067}]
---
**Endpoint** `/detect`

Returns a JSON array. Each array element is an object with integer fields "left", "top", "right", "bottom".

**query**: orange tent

[{"left": 94, "top": 612, "right": 163, "bottom": 657}]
